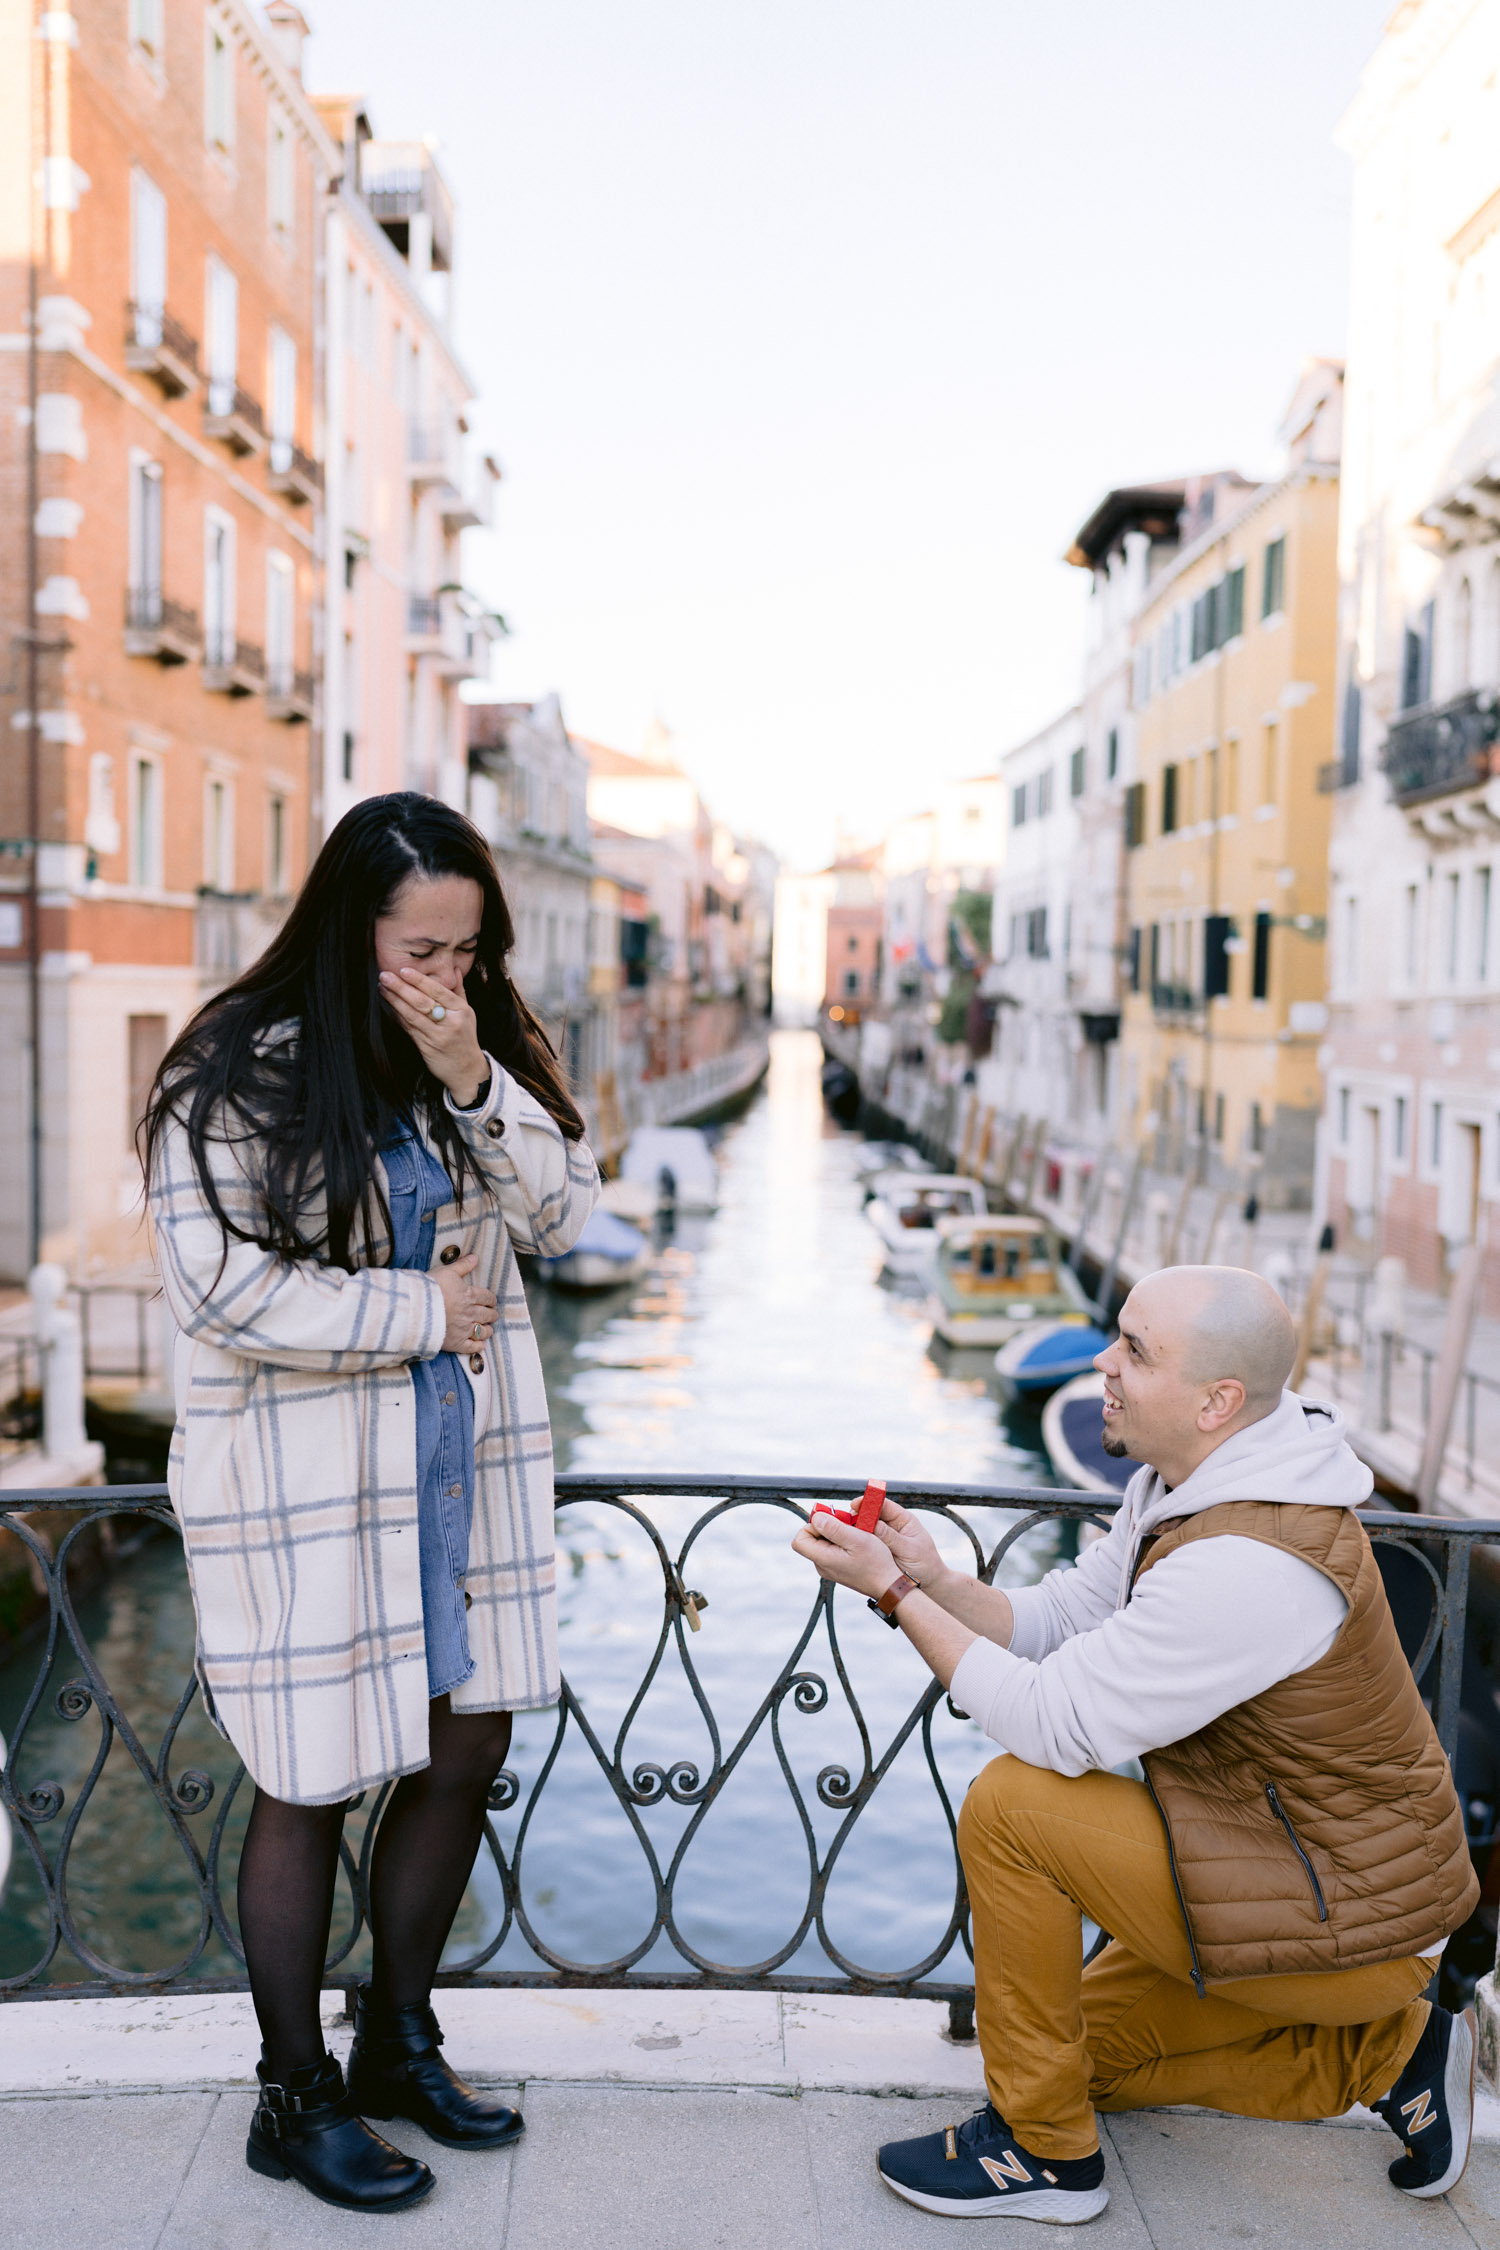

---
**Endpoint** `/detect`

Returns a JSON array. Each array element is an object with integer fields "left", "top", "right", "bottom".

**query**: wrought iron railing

[
  {"left": 1379, "top": 687, "right": 1500, "bottom": 806},
  {"left": 0, "top": 1476, "right": 1490, "bottom": 2032}
]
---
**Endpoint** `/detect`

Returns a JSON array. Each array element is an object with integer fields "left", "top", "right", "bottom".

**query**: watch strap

[{"left": 868, "top": 1573, "right": 919, "bottom": 1628}]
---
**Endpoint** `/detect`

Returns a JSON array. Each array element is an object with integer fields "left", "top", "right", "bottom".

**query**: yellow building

[{"left": 1120, "top": 364, "right": 1342, "bottom": 1204}]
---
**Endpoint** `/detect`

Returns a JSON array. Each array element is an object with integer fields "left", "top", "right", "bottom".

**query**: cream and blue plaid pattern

[{"left": 150, "top": 1056, "right": 599, "bottom": 1805}]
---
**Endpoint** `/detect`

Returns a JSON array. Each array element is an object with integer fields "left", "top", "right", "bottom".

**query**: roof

[
  {"left": 1065, "top": 483, "right": 1189, "bottom": 570},
  {"left": 573, "top": 736, "right": 687, "bottom": 780}
]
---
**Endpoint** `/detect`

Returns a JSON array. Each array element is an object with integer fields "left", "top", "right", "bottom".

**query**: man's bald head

[{"left": 1129, "top": 1265, "right": 1296, "bottom": 1416}]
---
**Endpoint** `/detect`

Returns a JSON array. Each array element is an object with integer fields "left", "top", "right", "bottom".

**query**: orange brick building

[{"left": 0, "top": 0, "right": 334, "bottom": 1275}]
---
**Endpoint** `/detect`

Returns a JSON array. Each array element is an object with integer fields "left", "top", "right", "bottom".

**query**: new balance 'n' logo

[
  {"left": 980, "top": 2150, "right": 1033, "bottom": 2190},
  {"left": 1401, "top": 2089, "right": 1436, "bottom": 2137}
]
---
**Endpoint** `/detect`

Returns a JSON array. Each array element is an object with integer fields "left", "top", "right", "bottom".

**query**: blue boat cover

[
  {"left": 1015, "top": 1325, "right": 1110, "bottom": 1374},
  {"left": 566, "top": 1209, "right": 649, "bottom": 1263},
  {"left": 1058, "top": 1394, "right": 1135, "bottom": 1491}
]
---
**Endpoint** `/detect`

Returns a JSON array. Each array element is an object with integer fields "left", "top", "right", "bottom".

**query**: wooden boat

[
  {"left": 866, "top": 1174, "right": 988, "bottom": 1277},
  {"left": 1041, "top": 1372, "right": 1136, "bottom": 1495},
  {"left": 928, "top": 1214, "right": 1095, "bottom": 1349},
  {"left": 993, "top": 1320, "right": 1112, "bottom": 1399}
]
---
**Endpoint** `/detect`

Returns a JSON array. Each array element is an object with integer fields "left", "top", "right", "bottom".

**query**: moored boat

[
  {"left": 536, "top": 1206, "right": 652, "bottom": 1292},
  {"left": 1041, "top": 1371, "right": 1136, "bottom": 1494},
  {"left": 866, "top": 1173, "right": 988, "bottom": 1277},
  {"left": 619, "top": 1126, "right": 719, "bottom": 1213},
  {"left": 854, "top": 1140, "right": 930, "bottom": 1192},
  {"left": 928, "top": 1214, "right": 1095, "bottom": 1349},
  {"left": 993, "top": 1319, "right": 1112, "bottom": 1398}
]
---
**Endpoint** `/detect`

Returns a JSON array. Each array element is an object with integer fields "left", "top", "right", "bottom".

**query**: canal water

[{"left": 0, "top": 1029, "right": 1065, "bottom": 1994}]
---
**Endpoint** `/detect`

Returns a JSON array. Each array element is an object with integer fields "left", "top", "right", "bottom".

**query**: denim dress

[{"left": 383, "top": 1123, "right": 476, "bottom": 1699}]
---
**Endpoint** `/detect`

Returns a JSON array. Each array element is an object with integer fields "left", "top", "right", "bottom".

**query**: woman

[{"left": 143, "top": 792, "right": 598, "bottom": 2213}]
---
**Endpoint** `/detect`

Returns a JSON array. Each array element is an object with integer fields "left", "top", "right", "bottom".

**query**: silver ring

[
  {"left": 430, "top": 1003, "right": 447, "bottom": 1023},
  {"left": 471, "top": 1324, "right": 483, "bottom": 1340}
]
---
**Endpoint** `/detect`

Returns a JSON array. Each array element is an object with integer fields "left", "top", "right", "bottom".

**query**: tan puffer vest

[{"left": 1134, "top": 1501, "right": 1477, "bottom": 1987}]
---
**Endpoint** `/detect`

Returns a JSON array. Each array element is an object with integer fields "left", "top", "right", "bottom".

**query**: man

[{"left": 793, "top": 1265, "right": 1478, "bottom": 2225}]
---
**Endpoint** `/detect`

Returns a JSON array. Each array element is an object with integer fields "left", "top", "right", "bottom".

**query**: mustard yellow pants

[{"left": 956, "top": 1753, "right": 1436, "bottom": 2161}]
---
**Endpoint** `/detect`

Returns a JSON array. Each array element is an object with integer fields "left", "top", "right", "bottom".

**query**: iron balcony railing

[
  {"left": 1379, "top": 687, "right": 1500, "bottom": 807},
  {"left": 0, "top": 1476, "right": 1489, "bottom": 2032}
]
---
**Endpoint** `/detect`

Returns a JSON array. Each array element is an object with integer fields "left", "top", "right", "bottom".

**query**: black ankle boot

[
  {"left": 246, "top": 2051, "right": 435, "bottom": 2211},
  {"left": 347, "top": 1989, "right": 525, "bottom": 2150}
]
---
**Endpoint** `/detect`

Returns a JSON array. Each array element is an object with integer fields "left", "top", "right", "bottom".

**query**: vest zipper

[
  {"left": 1264, "top": 1783, "right": 1328, "bottom": 1921},
  {"left": 1143, "top": 1765, "right": 1206, "bottom": 1997}
]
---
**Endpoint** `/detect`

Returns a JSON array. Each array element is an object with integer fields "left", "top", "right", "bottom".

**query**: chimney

[{"left": 263, "top": 0, "right": 310, "bottom": 82}]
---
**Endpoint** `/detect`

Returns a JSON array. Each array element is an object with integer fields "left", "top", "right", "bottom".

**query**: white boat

[
  {"left": 536, "top": 1206, "right": 652, "bottom": 1292},
  {"left": 928, "top": 1214, "right": 1097, "bottom": 1349},
  {"left": 866, "top": 1173, "right": 988, "bottom": 1276},
  {"left": 1041, "top": 1371, "right": 1136, "bottom": 1496},
  {"left": 619, "top": 1126, "right": 719, "bottom": 1213},
  {"left": 854, "top": 1140, "right": 930, "bottom": 1189}
]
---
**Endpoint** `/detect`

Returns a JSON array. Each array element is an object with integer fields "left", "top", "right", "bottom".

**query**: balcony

[
  {"left": 1150, "top": 981, "right": 1198, "bottom": 1016},
  {"left": 265, "top": 664, "right": 314, "bottom": 723},
  {"left": 123, "top": 588, "right": 201, "bottom": 665},
  {"left": 266, "top": 439, "right": 322, "bottom": 505},
  {"left": 406, "top": 590, "right": 494, "bottom": 681},
  {"left": 201, "top": 632, "right": 265, "bottom": 696},
  {"left": 441, "top": 454, "right": 500, "bottom": 532},
  {"left": 202, "top": 381, "right": 266, "bottom": 456},
  {"left": 124, "top": 302, "right": 200, "bottom": 397},
  {"left": 406, "top": 419, "right": 461, "bottom": 489},
  {"left": 1379, "top": 687, "right": 1500, "bottom": 808}
]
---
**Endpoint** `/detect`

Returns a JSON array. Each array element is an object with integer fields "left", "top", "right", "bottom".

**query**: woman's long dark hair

[{"left": 140, "top": 792, "right": 585, "bottom": 1270}]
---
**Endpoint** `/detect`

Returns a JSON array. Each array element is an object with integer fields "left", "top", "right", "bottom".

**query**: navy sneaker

[
  {"left": 1371, "top": 2004, "right": 1475, "bottom": 2199},
  {"left": 877, "top": 2101, "right": 1109, "bottom": 2223}
]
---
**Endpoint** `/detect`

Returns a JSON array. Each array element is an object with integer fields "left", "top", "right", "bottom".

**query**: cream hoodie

[{"left": 948, "top": 1392, "right": 1372, "bottom": 1776}]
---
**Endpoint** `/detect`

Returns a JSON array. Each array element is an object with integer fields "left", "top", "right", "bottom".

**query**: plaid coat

[{"left": 151, "top": 1056, "right": 599, "bottom": 1805}]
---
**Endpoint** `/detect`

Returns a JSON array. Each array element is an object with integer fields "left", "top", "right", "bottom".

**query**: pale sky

[{"left": 300, "top": 0, "right": 1389, "bottom": 870}]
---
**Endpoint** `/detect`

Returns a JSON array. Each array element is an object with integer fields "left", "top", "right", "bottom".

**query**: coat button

[
  {"left": 469, "top": 1353, "right": 484, "bottom": 1372},
  {"left": 449, "top": 1483, "right": 462, "bottom": 1498},
  {"left": 463, "top": 1591, "right": 473, "bottom": 1611},
  {"left": 421, "top": 1210, "right": 436, "bottom": 1224},
  {"left": 443, "top": 1390, "right": 456, "bottom": 1405},
  {"left": 484, "top": 1119, "right": 504, "bottom": 1139},
  {"left": 440, "top": 1244, "right": 460, "bottom": 1265}
]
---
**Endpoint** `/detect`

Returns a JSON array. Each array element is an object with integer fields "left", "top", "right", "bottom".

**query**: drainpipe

[{"left": 24, "top": 1, "right": 45, "bottom": 1269}]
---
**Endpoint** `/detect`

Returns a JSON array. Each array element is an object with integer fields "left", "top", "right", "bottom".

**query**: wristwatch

[{"left": 869, "top": 1573, "right": 920, "bottom": 1629}]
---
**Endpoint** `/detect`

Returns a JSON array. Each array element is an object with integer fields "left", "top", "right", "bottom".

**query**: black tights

[{"left": 237, "top": 1697, "right": 512, "bottom": 2079}]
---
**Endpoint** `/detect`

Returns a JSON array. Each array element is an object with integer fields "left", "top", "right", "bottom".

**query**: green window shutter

[
  {"left": 1225, "top": 566, "right": 1245, "bottom": 639},
  {"left": 1162, "top": 764, "right": 1178, "bottom": 834},
  {"left": 1261, "top": 537, "right": 1285, "bottom": 619},
  {"left": 1203, "top": 914, "right": 1232, "bottom": 999},
  {"left": 1252, "top": 911, "right": 1271, "bottom": 1000}
]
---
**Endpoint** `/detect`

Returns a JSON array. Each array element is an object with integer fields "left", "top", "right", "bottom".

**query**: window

[
  {"left": 846, "top": 934, "right": 858, "bottom": 952},
  {"left": 1249, "top": 1101, "right": 1264, "bottom": 1153},
  {"left": 843, "top": 969, "right": 859, "bottom": 996},
  {"left": 128, "top": 454, "right": 163, "bottom": 603},
  {"left": 206, "top": 21, "right": 235, "bottom": 153},
  {"left": 1106, "top": 727, "right": 1119, "bottom": 781},
  {"left": 205, "top": 255, "right": 238, "bottom": 414},
  {"left": 1036, "top": 768, "right": 1054, "bottom": 818},
  {"left": 1190, "top": 589, "right": 1212, "bottom": 663},
  {"left": 1213, "top": 1092, "right": 1225, "bottom": 1143},
  {"left": 1401, "top": 601, "right": 1434, "bottom": 710},
  {"left": 1123, "top": 781, "right": 1145, "bottom": 848},
  {"left": 127, "top": 1015, "right": 167, "bottom": 1153},
  {"left": 266, "top": 552, "right": 295, "bottom": 691},
  {"left": 1444, "top": 871, "right": 1461, "bottom": 983},
  {"left": 267, "top": 794, "right": 288, "bottom": 895},
  {"left": 1069, "top": 746, "right": 1085, "bottom": 798},
  {"left": 1431, "top": 1101, "right": 1444, "bottom": 1168},
  {"left": 1226, "top": 736, "right": 1239, "bottom": 813},
  {"left": 1393, "top": 1095, "right": 1408, "bottom": 1162},
  {"left": 1224, "top": 564, "right": 1245, "bottom": 640},
  {"left": 1339, "top": 677, "right": 1362, "bottom": 785},
  {"left": 129, "top": 168, "right": 167, "bottom": 331},
  {"left": 129, "top": 755, "right": 162, "bottom": 889},
  {"left": 1161, "top": 763, "right": 1179, "bottom": 834},
  {"left": 1025, "top": 907, "right": 1048, "bottom": 959},
  {"left": 1343, "top": 894, "right": 1360, "bottom": 987},
  {"left": 1403, "top": 882, "right": 1420, "bottom": 982},
  {"left": 204, "top": 507, "right": 235, "bottom": 664},
  {"left": 268, "top": 328, "right": 296, "bottom": 463},
  {"left": 268, "top": 111, "right": 294, "bottom": 234},
  {"left": 1133, "top": 645, "right": 1151, "bottom": 706},
  {"left": 1338, "top": 1087, "right": 1351, "bottom": 1143},
  {"left": 129, "top": 0, "right": 164, "bottom": 58},
  {"left": 204, "top": 775, "right": 234, "bottom": 890},
  {"left": 1203, "top": 914, "right": 1232, "bottom": 1000},
  {"left": 1251, "top": 911, "right": 1271, "bottom": 1001},
  {"left": 1126, "top": 927, "right": 1141, "bottom": 992},
  {"left": 1148, "top": 922, "right": 1160, "bottom": 988},
  {"left": 1262, "top": 536, "right": 1285, "bottom": 619},
  {"left": 1478, "top": 867, "right": 1492, "bottom": 983},
  {"left": 1011, "top": 782, "right": 1027, "bottom": 829}
]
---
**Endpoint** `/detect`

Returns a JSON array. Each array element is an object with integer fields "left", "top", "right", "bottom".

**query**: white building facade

[{"left": 1322, "top": 0, "right": 1500, "bottom": 1308}]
